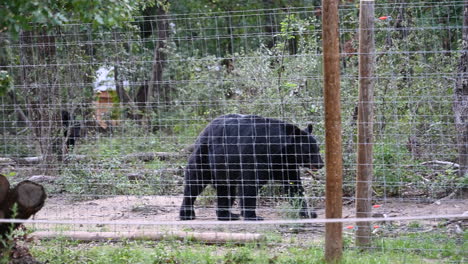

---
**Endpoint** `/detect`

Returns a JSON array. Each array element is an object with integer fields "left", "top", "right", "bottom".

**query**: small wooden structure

[{"left": 94, "top": 90, "right": 119, "bottom": 129}]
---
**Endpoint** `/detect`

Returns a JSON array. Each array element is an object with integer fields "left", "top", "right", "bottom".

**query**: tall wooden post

[
  {"left": 322, "top": 0, "right": 343, "bottom": 262},
  {"left": 356, "top": 0, "right": 375, "bottom": 248},
  {"left": 454, "top": 0, "right": 468, "bottom": 185}
]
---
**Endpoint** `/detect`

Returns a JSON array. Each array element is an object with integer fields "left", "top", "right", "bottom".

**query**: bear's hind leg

[{"left": 215, "top": 184, "right": 240, "bottom": 221}]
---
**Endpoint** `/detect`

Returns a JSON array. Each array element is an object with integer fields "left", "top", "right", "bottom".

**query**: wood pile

[{"left": 0, "top": 174, "right": 46, "bottom": 241}]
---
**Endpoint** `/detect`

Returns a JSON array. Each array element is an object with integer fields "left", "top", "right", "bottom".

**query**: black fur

[{"left": 61, "top": 111, "right": 81, "bottom": 149}]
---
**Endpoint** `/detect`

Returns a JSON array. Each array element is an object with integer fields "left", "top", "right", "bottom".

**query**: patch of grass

[
  {"left": 372, "top": 231, "right": 467, "bottom": 262},
  {"left": 143, "top": 159, "right": 167, "bottom": 170},
  {"left": 407, "top": 221, "right": 423, "bottom": 229},
  {"left": 30, "top": 231, "right": 466, "bottom": 264},
  {"left": 57, "top": 146, "right": 183, "bottom": 198}
]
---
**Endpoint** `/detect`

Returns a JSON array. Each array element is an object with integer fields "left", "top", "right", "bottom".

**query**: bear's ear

[
  {"left": 305, "top": 124, "right": 313, "bottom": 134},
  {"left": 286, "top": 124, "right": 304, "bottom": 136}
]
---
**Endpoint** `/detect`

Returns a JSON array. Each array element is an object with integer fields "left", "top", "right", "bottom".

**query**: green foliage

[
  {"left": 0, "top": 0, "right": 147, "bottom": 37},
  {"left": 418, "top": 164, "right": 467, "bottom": 197},
  {"left": 223, "top": 248, "right": 255, "bottom": 263},
  {"left": 58, "top": 156, "right": 181, "bottom": 198},
  {"left": 0, "top": 0, "right": 67, "bottom": 36},
  {"left": 275, "top": 192, "right": 310, "bottom": 219},
  {"left": 0, "top": 204, "right": 20, "bottom": 264},
  {"left": 60, "top": 157, "right": 129, "bottom": 198},
  {"left": 277, "top": 14, "right": 319, "bottom": 53},
  {"left": 0, "top": 71, "right": 12, "bottom": 96},
  {"left": 55, "top": 122, "right": 190, "bottom": 198},
  {"left": 373, "top": 141, "right": 418, "bottom": 197},
  {"left": 371, "top": 139, "right": 465, "bottom": 198},
  {"left": 373, "top": 231, "right": 467, "bottom": 262},
  {"left": 195, "top": 185, "right": 217, "bottom": 206}
]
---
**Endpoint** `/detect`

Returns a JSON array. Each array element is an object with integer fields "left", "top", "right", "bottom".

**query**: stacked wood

[{"left": 0, "top": 174, "right": 47, "bottom": 241}]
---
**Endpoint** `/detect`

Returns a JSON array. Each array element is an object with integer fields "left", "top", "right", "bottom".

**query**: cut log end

[
  {"left": 1, "top": 179, "right": 46, "bottom": 224},
  {"left": 1, "top": 178, "right": 47, "bottom": 251},
  {"left": 15, "top": 181, "right": 47, "bottom": 210}
]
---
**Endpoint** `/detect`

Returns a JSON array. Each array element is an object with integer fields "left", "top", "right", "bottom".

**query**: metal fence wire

[{"left": 0, "top": 1, "right": 467, "bottom": 262}]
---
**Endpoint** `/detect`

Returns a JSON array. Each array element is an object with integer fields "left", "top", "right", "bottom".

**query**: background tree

[
  {"left": 454, "top": 2, "right": 468, "bottom": 187},
  {"left": 0, "top": 0, "right": 148, "bottom": 173}
]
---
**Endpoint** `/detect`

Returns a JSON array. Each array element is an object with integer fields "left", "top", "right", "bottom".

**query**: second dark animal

[{"left": 61, "top": 111, "right": 81, "bottom": 149}]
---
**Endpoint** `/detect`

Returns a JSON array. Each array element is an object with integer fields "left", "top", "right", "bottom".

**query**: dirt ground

[{"left": 30, "top": 194, "right": 467, "bottom": 239}]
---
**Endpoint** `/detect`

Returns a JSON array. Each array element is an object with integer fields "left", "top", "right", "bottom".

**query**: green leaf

[
  {"left": 95, "top": 14, "right": 104, "bottom": 25},
  {"left": 0, "top": 70, "right": 12, "bottom": 96}
]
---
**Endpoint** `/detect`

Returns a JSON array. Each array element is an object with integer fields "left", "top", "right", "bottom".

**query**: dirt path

[{"left": 31, "top": 195, "right": 467, "bottom": 237}]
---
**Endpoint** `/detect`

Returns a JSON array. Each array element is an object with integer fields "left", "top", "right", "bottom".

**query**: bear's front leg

[
  {"left": 180, "top": 177, "right": 206, "bottom": 220},
  {"left": 285, "top": 182, "right": 318, "bottom": 218},
  {"left": 180, "top": 206, "right": 196, "bottom": 220}
]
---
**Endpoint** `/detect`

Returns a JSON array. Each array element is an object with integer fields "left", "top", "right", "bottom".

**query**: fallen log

[
  {"left": 0, "top": 158, "right": 15, "bottom": 166},
  {"left": 11, "top": 151, "right": 189, "bottom": 165},
  {"left": 421, "top": 160, "right": 460, "bottom": 169},
  {"left": 28, "top": 175, "right": 58, "bottom": 183},
  {"left": 123, "top": 152, "right": 188, "bottom": 162},
  {"left": 126, "top": 168, "right": 184, "bottom": 181},
  {"left": 32, "top": 231, "right": 265, "bottom": 244},
  {"left": 11, "top": 155, "right": 88, "bottom": 165},
  {"left": 12, "top": 156, "right": 42, "bottom": 165}
]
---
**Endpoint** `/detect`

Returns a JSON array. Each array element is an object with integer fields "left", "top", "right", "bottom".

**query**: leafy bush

[{"left": 373, "top": 141, "right": 416, "bottom": 197}]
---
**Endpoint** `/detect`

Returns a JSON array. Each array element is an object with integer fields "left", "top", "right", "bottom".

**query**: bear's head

[{"left": 287, "top": 124, "right": 324, "bottom": 170}]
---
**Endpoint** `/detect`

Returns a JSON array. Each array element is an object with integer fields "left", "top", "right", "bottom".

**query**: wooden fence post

[
  {"left": 322, "top": 0, "right": 343, "bottom": 262},
  {"left": 356, "top": 0, "right": 375, "bottom": 248}
]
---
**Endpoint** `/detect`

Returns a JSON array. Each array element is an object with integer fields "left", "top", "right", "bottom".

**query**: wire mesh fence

[{"left": 0, "top": 1, "right": 467, "bottom": 263}]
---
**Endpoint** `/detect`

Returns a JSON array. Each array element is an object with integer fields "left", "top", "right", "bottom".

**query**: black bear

[
  {"left": 61, "top": 111, "right": 81, "bottom": 150},
  {"left": 180, "top": 114, "right": 324, "bottom": 221}
]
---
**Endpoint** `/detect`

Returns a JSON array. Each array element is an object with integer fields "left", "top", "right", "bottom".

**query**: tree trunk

[
  {"left": 454, "top": 2, "right": 468, "bottom": 183},
  {"left": 114, "top": 65, "right": 131, "bottom": 105},
  {"left": 135, "top": 81, "right": 149, "bottom": 121},
  {"left": 262, "top": 0, "right": 279, "bottom": 49},
  {"left": 19, "top": 29, "right": 61, "bottom": 173},
  {"left": 148, "top": 2, "right": 170, "bottom": 111}
]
